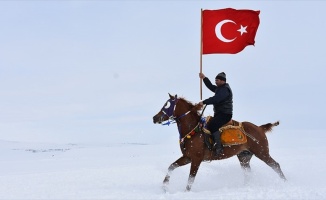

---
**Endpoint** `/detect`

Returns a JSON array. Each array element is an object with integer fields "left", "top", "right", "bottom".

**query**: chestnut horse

[{"left": 153, "top": 94, "right": 286, "bottom": 191}]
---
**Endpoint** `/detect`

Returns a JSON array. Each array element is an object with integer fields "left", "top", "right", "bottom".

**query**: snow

[{"left": 0, "top": 129, "right": 325, "bottom": 199}]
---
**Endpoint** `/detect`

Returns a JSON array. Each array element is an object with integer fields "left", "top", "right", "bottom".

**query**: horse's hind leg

[
  {"left": 237, "top": 150, "right": 253, "bottom": 184},
  {"left": 266, "top": 156, "right": 286, "bottom": 180},
  {"left": 255, "top": 153, "right": 286, "bottom": 181},
  {"left": 237, "top": 150, "right": 253, "bottom": 172},
  {"left": 163, "top": 156, "right": 190, "bottom": 187}
]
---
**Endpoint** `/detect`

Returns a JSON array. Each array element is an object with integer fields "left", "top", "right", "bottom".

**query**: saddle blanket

[
  {"left": 202, "top": 117, "right": 247, "bottom": 146},
  {"left": 220, "top": 125, "right": 247, "bottom": 146}
]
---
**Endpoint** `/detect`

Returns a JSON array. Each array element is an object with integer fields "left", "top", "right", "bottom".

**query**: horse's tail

[{"left": 260, "top": 121, "right": 279, "bottom": 133}]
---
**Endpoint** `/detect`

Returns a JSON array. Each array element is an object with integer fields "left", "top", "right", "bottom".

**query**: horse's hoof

[{"left": 163, "top": 180, "right": 169, "bottom": 186}]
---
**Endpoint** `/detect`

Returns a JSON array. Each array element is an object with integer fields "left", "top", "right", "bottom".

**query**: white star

[{"left": 237, "top": 25, "right": 248, "bottom": 36}]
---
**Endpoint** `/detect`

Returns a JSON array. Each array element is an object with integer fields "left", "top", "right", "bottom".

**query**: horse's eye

[{"left": 164, "top": 101, "right": 171, "bottom": 109}]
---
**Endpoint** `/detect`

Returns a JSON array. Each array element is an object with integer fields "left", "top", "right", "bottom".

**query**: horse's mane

[{"left": 178, "top": 97, "right": 202, "bottom": 116}]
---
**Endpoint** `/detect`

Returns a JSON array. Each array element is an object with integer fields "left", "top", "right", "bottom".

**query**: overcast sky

[{"left": 0, "top": 1, "right": 325, "bottom": 143}]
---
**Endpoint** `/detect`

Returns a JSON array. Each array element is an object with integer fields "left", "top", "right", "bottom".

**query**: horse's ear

[{"left": 168, "top": 93, "right": 177, "bottom": 100}]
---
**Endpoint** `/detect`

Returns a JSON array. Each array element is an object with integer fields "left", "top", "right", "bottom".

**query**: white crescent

[
  {"left": 215, "top": 19, "right": 237, "bottom": 43},
  {"left": 164, "top": 101, "right": 171, "bottom": 109}
]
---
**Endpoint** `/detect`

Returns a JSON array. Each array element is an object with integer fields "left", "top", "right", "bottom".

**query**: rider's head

[{"left": 215, "top": 72, "right": 226, "bottom": 86}]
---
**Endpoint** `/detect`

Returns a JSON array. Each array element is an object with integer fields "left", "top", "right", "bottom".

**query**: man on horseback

[{"left": 199, "top": 72, "right": 233, "bottom": 155}]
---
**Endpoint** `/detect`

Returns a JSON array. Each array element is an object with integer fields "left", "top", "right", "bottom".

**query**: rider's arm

[
  {"left": 203, "top": 87, "right": 229, "bottom": 105},
  {"left": 203, "top": 77, "right": 217, "bottom": 93}
]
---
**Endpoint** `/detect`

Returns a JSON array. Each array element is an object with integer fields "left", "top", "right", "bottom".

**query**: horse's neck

[{"left": 176, "top": 113, "right": 199, "bottom": 136}]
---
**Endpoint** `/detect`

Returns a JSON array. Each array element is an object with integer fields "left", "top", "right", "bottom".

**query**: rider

[{"left": 198, "top": 72, "right": 233, "bottom": 155}]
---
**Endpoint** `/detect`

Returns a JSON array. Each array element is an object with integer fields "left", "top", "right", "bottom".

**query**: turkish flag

[{"left": 202, "top": 8, "right": 260, "bottom": 54}]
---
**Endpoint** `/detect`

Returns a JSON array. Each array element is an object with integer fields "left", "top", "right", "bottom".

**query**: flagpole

[{"left": 200, "top": 8, "right": 203, "bottom": 100}]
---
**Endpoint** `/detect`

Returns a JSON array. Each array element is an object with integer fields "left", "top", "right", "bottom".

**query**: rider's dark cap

[{"left": 215, "top": 72, "right": 226, "bottom": 81}]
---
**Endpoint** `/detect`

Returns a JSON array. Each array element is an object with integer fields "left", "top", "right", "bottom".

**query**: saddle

[{"left": 202, "top": 116, "right": 247, "bottom": 150}]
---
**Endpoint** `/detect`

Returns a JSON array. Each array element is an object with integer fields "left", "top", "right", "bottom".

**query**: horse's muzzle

[{"left": 153, "top": 114, "right": 165, "bottom": 124}]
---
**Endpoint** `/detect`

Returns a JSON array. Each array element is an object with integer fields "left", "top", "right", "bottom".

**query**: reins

[{"left": 161, "top": 111, "right": 191, "bottom": 126}]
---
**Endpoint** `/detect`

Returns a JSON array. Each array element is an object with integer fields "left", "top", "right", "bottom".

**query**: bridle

[
  {"left": 159, "top": 95, "right": 207, "bottom": 144},
  {"left": 160, "top": 96, "right": 191, "bottom": 126}
]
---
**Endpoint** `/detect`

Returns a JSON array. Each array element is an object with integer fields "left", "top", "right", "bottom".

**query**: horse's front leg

[
  {"left": 185, "top": 158, "right": 202, "bottom": 191},
  {"left": 163, "top": 156, "right": 191, "bottom": 186}
]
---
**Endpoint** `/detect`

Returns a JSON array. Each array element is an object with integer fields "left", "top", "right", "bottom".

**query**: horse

[{"left": 152, "top": 94, "right": 286, "bottom": 191}]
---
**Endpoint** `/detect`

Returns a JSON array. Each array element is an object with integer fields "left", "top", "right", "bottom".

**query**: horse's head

[
  {"left": 153, "top": 93, "right": 178, "bottom": 124},
  {"left": 153, "top": 93, "right": 203, "bottom": 124}
]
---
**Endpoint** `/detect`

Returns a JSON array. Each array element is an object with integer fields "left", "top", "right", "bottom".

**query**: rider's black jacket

[{"left": 202, "top": 77, "right": 233, "bottom": 115}]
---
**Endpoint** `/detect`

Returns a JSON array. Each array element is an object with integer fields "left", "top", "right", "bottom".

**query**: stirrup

[
  {"left": 215, "top": 148, "right": 223, "bottom": 155},
  {"left": 213, "top": 143, "right": 223, "bottom": 155}
]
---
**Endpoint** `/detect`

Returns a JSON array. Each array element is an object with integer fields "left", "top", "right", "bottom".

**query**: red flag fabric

[{"left": 202, "top": 8, "right": 260, "bottom": 54}]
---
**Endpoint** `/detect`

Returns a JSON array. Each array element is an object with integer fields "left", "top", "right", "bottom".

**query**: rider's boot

[{"left": 212, "top": 130, "right": 223, "bottom": 155}]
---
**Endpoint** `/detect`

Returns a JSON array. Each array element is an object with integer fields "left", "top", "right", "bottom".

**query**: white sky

[{"left": 0, "top": 1, "right": 325, "bottom": 143}]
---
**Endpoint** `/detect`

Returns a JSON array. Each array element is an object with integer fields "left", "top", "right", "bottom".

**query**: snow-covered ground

[{"left": 0, "top": 129, "right": 325, "bottom": 200}]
